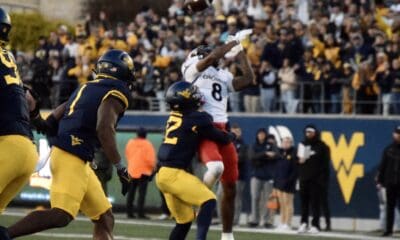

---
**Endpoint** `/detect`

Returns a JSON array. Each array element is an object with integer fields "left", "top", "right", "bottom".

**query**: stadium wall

[
  {"left": 18, "top": 112, "right": 400, "bottom": 220},
  {"left": 119, "top": 112, "right": 400, "bottom": 219}
]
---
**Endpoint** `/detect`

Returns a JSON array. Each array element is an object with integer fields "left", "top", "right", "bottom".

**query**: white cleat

[
  {"left": 279, "top": 224, "right": 291, "bottom": 232},
  {"left": 308, "top": 226, "right": 320, "bottom": 234},
  {"left": 297, "top": 223, "right": 308, "bottom": 233}
]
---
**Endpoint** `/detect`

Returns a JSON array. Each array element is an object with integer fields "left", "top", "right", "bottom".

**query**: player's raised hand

[
  {"left": 224, "top": 35, "right": 243, "bottom": 59},
  {"left": 234, "top": 29, "right": 253, "bottom": 42},
  {"left": 117, "top": 167, "right": 131, "bottom": 196}
]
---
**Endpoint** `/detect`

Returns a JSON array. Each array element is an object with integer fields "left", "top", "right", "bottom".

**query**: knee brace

[{"left": 203, "top": 161, "right": 224, "bottom": 188}]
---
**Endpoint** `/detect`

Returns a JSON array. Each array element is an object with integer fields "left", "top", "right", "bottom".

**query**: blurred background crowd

[{"left": 12, "top": 0, "right": 400, "bottom": 114}]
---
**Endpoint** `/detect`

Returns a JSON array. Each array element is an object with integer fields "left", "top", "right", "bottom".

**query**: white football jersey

[{"left": 182, "top": 56, "right": 235, "bottom": 123}]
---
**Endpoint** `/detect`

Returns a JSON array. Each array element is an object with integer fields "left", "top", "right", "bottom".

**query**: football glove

[
  {"left": 117, "top": 167, "right": 131, "bottom": 196},
  {"left": 234, "top": 28, "right": 253, "bottom": 42},
  {"left": 224, "top": 35, "right": 243, "bottom": 59},
  {"left": 227, "top": 132, "right": 237, "bottom": 142},
  {"left": 31, "top": 114, "right": 59, "bottom": 136},
  {"left": 23, "top": 85, "right": 41, "bottom": 119}
]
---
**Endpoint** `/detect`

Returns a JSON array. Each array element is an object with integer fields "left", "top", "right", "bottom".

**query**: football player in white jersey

[{"left": 182, "top": 33, "right": 255, "bottom": 240}]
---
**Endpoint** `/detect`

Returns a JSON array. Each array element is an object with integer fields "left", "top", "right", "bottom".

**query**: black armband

[{"left": 31, "top": 114, "right": 59, "bottom": 137}]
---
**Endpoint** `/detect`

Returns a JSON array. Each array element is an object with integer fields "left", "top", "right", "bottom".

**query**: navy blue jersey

[
  {"left": 158, "top": 111, "right": 233, "bottom": 169},
  {"left": 53, "top": 78, "right": 130, "bottom": 162},
  {"left": 0, "top": 48, "right": 32, "bottom": 138}
]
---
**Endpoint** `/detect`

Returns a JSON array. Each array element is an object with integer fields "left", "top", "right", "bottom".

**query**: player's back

[
  {"left": 53, "top": 78, "right": 130, "bottom": 162},
  {"left": 158, "top": 110, "right": 213, "bottom": 169},
  {"left": 182, "top": 57, "right": 234, "bottom": 123},
  {"left": 0, "top": 48, "right": 31, "bottom": 138}
]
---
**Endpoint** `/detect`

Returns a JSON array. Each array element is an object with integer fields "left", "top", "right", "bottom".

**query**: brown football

[{"left": 184, "top": 0, "right": 212, "bottom": 13}]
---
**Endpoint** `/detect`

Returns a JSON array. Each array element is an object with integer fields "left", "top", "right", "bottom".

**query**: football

[{"left": 184, "top": 0, "right": 213, "bottom": 13}]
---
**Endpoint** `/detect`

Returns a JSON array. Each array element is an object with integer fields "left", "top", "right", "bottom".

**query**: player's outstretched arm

[
  {"left": 97, "top": 97, "right": 130, "bottom": 195},
  {"left": 27, "top": 86, "right": 67, "bottom": 136},
  {"left": 199, "top": 125, "right": 236, "bottom": 145},
  {"left": 196, "top": 41, "right": 239, "bottom": 72},
  {"left": 232, "top": 51, "right": 255, "bottom": 91}
]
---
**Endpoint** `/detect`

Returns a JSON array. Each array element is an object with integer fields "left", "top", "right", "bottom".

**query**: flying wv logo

[
  {"left": 71, "top": 135, "right": 84, "bottom": 146},
  {"left": 321, "top": 132, "right": 365, "bottom": 204},
  {"left": 178, "top": 89, "right": 191, "bottom": 99}
]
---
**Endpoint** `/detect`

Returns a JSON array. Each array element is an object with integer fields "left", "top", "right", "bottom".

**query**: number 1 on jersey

[{"left": 164, "top": 115, "right": 182, "bottom": 145}]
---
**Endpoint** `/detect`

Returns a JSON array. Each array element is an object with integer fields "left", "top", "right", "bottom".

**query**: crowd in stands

[{"left": 13, "top": 0, "right": 400, "bottom": 114}]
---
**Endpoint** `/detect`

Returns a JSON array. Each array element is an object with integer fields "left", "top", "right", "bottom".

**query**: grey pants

[{"left": 249, "top": 177, "right": 274, "bottom": 225}]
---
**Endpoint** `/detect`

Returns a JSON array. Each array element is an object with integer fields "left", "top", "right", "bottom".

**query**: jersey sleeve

[
  {"left": 101, "top": 88, "right": 129, "bottom": 110},
  {"left": 182, "top": 57, "right": 201, "bottom": 83}
]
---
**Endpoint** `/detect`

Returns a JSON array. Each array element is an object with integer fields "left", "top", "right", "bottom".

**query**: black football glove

[
  {"left": 117, "top": 167, "right": 131, "bottom": 196},
  {"left": 24, "top": 85, "right": 41, "bottom": 119},
  {"left": 227, "top": 132, "right": 237, "bottom": 142}
]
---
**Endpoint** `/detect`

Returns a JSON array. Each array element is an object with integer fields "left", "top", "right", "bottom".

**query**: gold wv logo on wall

[{"left": 321, "top": 132, "right": 365, "bottom": 204}]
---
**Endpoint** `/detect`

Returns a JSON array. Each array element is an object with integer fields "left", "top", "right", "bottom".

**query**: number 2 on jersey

[{"left": 164, "top": 115, "right": 182, "bottom": 145}]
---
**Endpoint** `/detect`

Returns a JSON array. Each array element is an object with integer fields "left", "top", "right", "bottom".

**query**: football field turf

[{"left": 0, "top": 210, "right": 395, "bottom": 240}]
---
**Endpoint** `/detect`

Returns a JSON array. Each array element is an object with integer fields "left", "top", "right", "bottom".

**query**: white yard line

[
  {"left": 2, "top": 210, "right": 396, "bottom": 240},
  {"left": 34, "top": 232, "right": 162, "bottom": 240}
]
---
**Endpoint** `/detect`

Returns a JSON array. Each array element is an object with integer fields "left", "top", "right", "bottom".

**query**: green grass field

[{"left": 0, "top": 211, "right": 391, "bottom": 240}]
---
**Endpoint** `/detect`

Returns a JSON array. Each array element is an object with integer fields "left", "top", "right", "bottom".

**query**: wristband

[{"left": 114, "top": 161, "right": 125, "bottom": 170}]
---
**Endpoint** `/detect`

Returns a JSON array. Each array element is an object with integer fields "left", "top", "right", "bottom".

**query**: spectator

[
  {"left": 242, "top": 76, "right": 260, "bottom": 113},
  {"left": 391, "top": 58, "right": 400, "bottom": 114},
  {"left": 31, "top": 46, "right": 52, "bottom": 108},
  {"left": 58, "top": 53, "right": 78, "bottom": 105},
  {"left": 91, "top": 147, "right": 113, "bottom": 195},
  {"left": 352, "top": 62, "right": 379, "bottom": 114},
  {"left": 13, "top": 0, "right": 400, "bottom": 115},
  {"left": 231, "top": 123, "right": 250, "bottom": 225},
  {"left": 67, "top": 55, "right": 94, "bottom": 85},
  {"left": 375, "top": 54, "right": 393, "bottom": 116},
  {"left": 216, "top": 123, "right": 250, "bottom": 226},
  {"left": 320, "top": 60, "right": 341, "bottom": 114},
  {"left": 49, "top": 58, "right": 64, "bottom": 107},
  {"left": 259, "top": 60, "right": 277, "bottom": 112},
  {"left": 220, "top": 16, "right": 238, "bottom": 43},
  {"left": 248, "top": 129, "right": 279, "bottom": 228},
  {"left": 377, "top": 183, "right": 400, "bottom": 233},
  {"left": 47, "top": 31, "right": 64, "bottom": 61},
  {"left": 377, "top": 126, "right": 400, "bottom": 237},
  {"left": 227, "top": 62, "right": 243, "bottom": 112},
  {"left": 279, "top": 58, "right": 297, "bottom": 113},
  {"left": 125, "top": 128, "right": 156, "bottom": 219},
  {"left": 246, "top": 0, "right": 267, "bottom": 20},
  {"left": 228, "top": 0, "right": 246, "bottom": 14},
  {"left": 297, "top": 124, "right": 330, "bottom": 234},
  {"left": 274, "top": 136, "right": 298, "bottom": 231},
  {"left": 341, "top": 62, "right": 355, "bottom": 114}
]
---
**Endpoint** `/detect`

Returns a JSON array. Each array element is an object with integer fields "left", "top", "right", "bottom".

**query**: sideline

[{"left": 2, "top": 210, "right": 396, "bottom": 240}]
